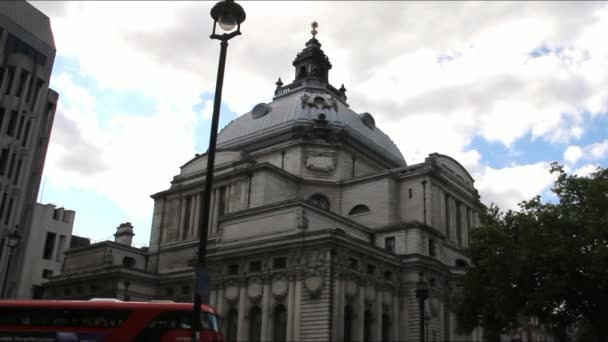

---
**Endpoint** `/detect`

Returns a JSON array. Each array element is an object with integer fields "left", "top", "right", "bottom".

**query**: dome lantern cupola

[{"left": 292, "top": 21, "right": 332, "bottom": 83}]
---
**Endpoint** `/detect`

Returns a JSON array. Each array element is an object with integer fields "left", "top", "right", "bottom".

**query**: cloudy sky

[{"left": 29, "top": 1, "right": 608, "bottom": 247}]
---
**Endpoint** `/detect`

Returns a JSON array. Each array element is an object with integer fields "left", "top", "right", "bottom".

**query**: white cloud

[
  {"left": 474, "top": 163, "right": 556, "bottom": 210},
  {"left": 563, "top": 140, "right": 608, "bottom": 166},
  {"left": 573, "top": 164, "right": 600, "bottom": 177}
]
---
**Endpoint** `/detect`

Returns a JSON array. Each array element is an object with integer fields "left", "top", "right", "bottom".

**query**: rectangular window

[
  {"left": 53, "top": 209, "right": 60, "bottom": 220},
  {"left": 16, "top": 115, "right": 25, "bottom": 139},
  {"left": 42, "top": 269, "right": 53, "bottom": 279},
  {"left": 0, "top": 107, "right": 5, "bottom": 132},
  {"left": 218, "top": 186, "right": 227, "bottom": 216},
  {"left": 408, "top": 188, "right": 413, "bottom": 199},
  {"left": 249, "top": 261, "right": 261, "bottom": 273},
  {"left": 348, "top": 257, "right": 358, "bottom": 270},
  {"left": 12, "top": 159, "right": 22, "bottom": 185},
  {"left": 43, "top": 232, "right": 57, "bottom": 260},
  {"left": 0, "top": 193, "right": 7, "bottom": 219},
  {"left": 445, "top": 194, "right": 451, "bottom": 239},
  {"left": 0, "top": 148, "right": 9, "bottom": 175},
  {"left": 4, "top": 67, "right": 15, "bottom": 95},
  {"left": 429, "top": 239, "right": 436, "bottom": 257},
  {"left": 56, "top": 235, "right": 66, "bottom": 261},
  {"left": 384, "top": 270, "right": 393, "bottom": 281},
  {"left": 6, "top": 111, "right": 18, "bottom": 136},
  {"left": 4, "top": 198, "right": 14, "bottom": 225},
  {"left": 228, "top": 264, "right": 239, "bottom": 275},
  {"left": 15, "top": 70, "right": 28, "bottom": 98},
  {"left": 367, "top": 264, "right": 376, "bottom": 275},
  {"left": 6, "top": 152, "right": 16, "bottom": 179},
  {"left": 0, "top": 67, "right": 5, "bottom": 87},
  {"left": 385, "top": 236, "right": 395, "bottom": 253},
  {"left": 273, "top": 257, "right": 286, "bottom": 269}
]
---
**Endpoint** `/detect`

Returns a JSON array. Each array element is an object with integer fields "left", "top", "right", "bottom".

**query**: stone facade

[{"left": 44, "top": 32, "right": 485, "bottom": 341}]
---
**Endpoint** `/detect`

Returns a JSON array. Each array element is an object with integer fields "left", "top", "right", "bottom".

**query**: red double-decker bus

[{"left": 0, "top": 299, "right": 223, "bottom": 342}]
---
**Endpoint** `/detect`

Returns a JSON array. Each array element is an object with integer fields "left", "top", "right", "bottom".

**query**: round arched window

[
  {"left": 348, "top": 204, "right": 370, "bottom": 216},
  {"left": 308, "top": 194, "right": 330, "bottom": 211}
]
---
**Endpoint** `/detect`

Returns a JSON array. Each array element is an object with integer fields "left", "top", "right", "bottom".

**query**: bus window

[
  {"left": 0, "top": 307, "right": 131, "bottom": 328},
  {"left": 134, "top": 311, "right": 220, "bottom": 342}
]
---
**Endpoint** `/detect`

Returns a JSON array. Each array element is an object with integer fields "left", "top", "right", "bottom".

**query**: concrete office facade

[{"left": 0, "top": 0, "right": 58, "bottom": 299}]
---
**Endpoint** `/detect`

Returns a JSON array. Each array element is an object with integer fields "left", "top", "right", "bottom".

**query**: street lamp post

[
  {"left": 416, "top": 277, "right": 429, "bottom": 342},
  {"left": 192, "top": 1, "right": 245, "bottom": 341},
  {"left": 1, "top": 229, "right": 22, "bottom": 298}
]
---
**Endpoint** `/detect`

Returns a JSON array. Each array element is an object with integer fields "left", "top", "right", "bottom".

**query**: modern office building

[
  {"left": 0, "top": 0, "right": 58, "bottom": 298},
  {"left": 14, "top": 203, "right": 75, "bottom": 299},
  {"left": 44, "top": 30, "right": 485, "bottom": 341}
]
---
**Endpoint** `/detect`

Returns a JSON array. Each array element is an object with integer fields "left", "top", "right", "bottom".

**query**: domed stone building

[{"left": 44, "top": 31, "right": 485, "bottom": 342}]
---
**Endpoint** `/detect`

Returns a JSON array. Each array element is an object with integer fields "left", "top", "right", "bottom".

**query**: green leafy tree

[{"left": 454, "top": 163, "right": 608, "bottom": 342}]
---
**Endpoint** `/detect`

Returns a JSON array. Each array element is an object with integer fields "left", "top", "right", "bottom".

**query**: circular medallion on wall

[
  {"left": 383, "top": 290, "right": 392, "bottom": 306},
  {"left": 345, "top": 279, "right": 358, "bottom": 298},
  {"left": 247, "top": 277, "right": 263, "bottom": 302},
  {"left": 304, "top": 275, "right": 324, "bottom": 297},
  {"left": 272, "top": 276, "right": 288, "bottom": 299},
  {"left": 224, "top": 283, "right": 239, "bottom": 303},
  {"left": 365, "top": 284, "right": 376, "bottom": 302}
]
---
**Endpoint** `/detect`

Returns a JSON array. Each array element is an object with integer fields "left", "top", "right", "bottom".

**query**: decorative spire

[{"left": 311, "top": 21, "right": 318, "bottom": 39}]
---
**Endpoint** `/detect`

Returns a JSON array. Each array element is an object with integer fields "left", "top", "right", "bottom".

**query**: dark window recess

[
  {"left": 165, "top": 287, "right": 174, "bottom": 296},
  {"left": 218, "top": 186, "right": 226, "bottom": 216},
  {"left": 348, "top": 257, "right": 358, "bottom": 270},
  {"left": 0, "top": 107, "right": 5, "bottom": 132},
  {"left": 181, "top": 286, "right": 190, "bottom": 295},
  {"left": 90, "top": 285, "right": 97, "bottom": 293},
  {"left": 12, "top": 159, "right": 22, "bottom": 185},
  {"left": 6, "top": 152, "right": 16, "bottom": 179},
  {"left": 42, "top": 269, "right": 53, "bottom": 279},
  {"left": 122, "top": 257, "right": 136, "bottom": 268},
  {"left": 4, "top": 67, "right": 15, "bottom": 95},
  {"left": 273, "top": 257, "right": 286, "bottom": 269},
  {"left": 249, "top": 261, "right": 262, "bottom": 273},
  {"left": 0, "top": 67, "right": 5, "bottom": 86},
  {"left": 4, "top": 198, "right": 13, "bottom": 225},
  {"left": 384, "top": 270, "right": 393, "bottom": 281},
  {"left": 0, "top": 193, "right": 7, "bottom": 219},
  {"left": 307, "top": 193, "right": 330, "bottom": 211},
  {"left": 385, "top": 236, "right": 395, "bottom": 253},
  {"left": 228, "top": 263, "right": 239, "bottom": 275},
  {"left": 348, "top": 204, "right": 370, "bottom": 215},
  {"left": 43, "top": 232, "right": 57, "bottom": 260},
  {"left": 0, "top": 307, "right": 131, "bottom": 328},
  {"left": 53, "top": 209, "right": 60, "bottom": 220},
  {"left": 30, "top": 79, "right": 43, "bottom": 111},
  {"left": 409, "top": 188, "right": 413, "bottom": 199},
  {"left": 15, "top": 70, "right": 28, "bottom": 98},
  {"left": 0, "top": 148, "right": 9, "bottom": 175},
  {"left": 32, "top": 285, "right": 44, "bottom": 299},
  {"left": 272, "top": 304, "right": 288, "bottom": 342},
  {"left": 248, "top": 306, "right": 262, "bottom": 342},
  {"left": 225, "top": 309, "right": 238, "bottom": 342},
  {"left": 5, "top": 33, "right": 47, "bottom": 67},
  {"left": 21, "top": 120, "right": 31, "bottom": 147},
  {"left": 6, "top": 111, "right": 18, "bottom": 136},
  {"left": 16, "top": 115, "right": 25, "bottom": 140},
  {"left": 367, "top": 264, "right": 376, "bottom": 275},
  {"left": 429, "top": 239, "right": 436, "bottom": 257}
]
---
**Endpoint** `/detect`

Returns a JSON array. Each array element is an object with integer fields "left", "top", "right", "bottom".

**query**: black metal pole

[
  {"left": 192, "top": 38, "right": 229, "bottom": 342},
  {"left": 1, "top": 249, "right": 14, "bottom": 298},
  {"left": 419, "top": 297, "right": 425, "bottom": 342}
]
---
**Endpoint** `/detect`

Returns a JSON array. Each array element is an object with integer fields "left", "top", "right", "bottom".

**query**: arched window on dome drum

[
  {"left": 344, "top": 305, "right": 353, "bottom": 341},
  {"left": 349, "top": 204, "right": 370, "bottom": 216},
  {"left": 225, "top": 308, "right": 238, "bottom": 342},
  {"left": 248, "top": 306, "right": 262, "bottom": 342},
  {"left": 272, "top": 304, "right": 288, "bottom": 342},
  {"left": 307, "top": 194, "right": 330, "bottom": 211}
]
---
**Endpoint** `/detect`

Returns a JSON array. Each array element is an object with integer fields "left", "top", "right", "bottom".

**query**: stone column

[
  {"left": 237, "top": 284, "right": 247, "bottom": 342},
  {"left": 356, "top": 282, "right": 365, "bottom": 341},
  {"left": 374, "top": 288, "right": 383, "bottom": 342},
  {"left": 217, "top": 286, "right": 225, "bottom": 316},
  {"left": 334, "top": 277, "right": 344, "bottom": 342},
  {"left": 207, "top": 190, "right": 215, "bottom": 235},
  {"left": 212, "top": 189, "right": 221, "bottom": 234},
  {"left": 261, "top": 279, "right": 271, "bottom": 342},
  {"left": 397, "top": 292, "right": 405, "bottom": 342},
  {"left": 192, "top": 194, "right": 201, "bottom": 238},
  {"left": 189, "top": 195, "right": 196, "bottom": 239},
  {"left": 293, "top": 275, "right": 302, "bottom": 342},
  {"left": 391, "top": 291, "right": 407, "bottom": 342},
  {"left": 287, "top": 275, "right": 295, "bottom": 341},
  {"left": 177, "top": 198, "right": 185, "bottom": 240}
]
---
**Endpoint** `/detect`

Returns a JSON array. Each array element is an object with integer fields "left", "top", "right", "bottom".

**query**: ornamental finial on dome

[{"left": 311, "top": 21, "right": 318, "bottom": 39}]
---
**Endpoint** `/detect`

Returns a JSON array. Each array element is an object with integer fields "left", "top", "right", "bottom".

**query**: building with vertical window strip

[
  {"left": 44, "top": 30, "right": 487, "bottom": 341},
  {"left": 0, "top": 1, "right": 58, "bottom": 298}
]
